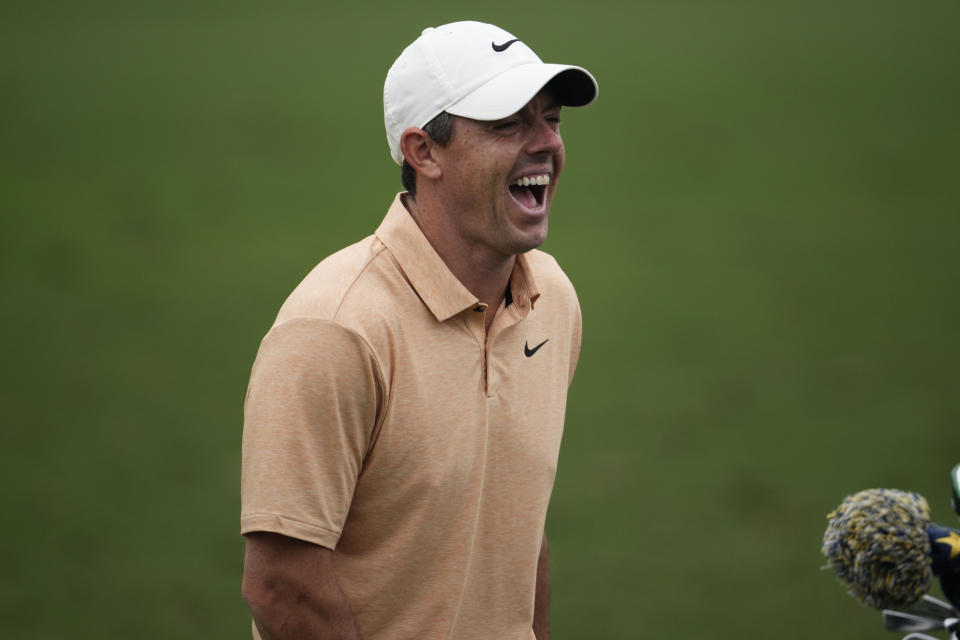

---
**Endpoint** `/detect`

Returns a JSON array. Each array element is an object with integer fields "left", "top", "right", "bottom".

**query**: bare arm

[
  {"left": 533, "top": 531, "right": 550, "bottom": 640},
  {"left": 242, "top": 532, "right": 361, "bottom": 640}
]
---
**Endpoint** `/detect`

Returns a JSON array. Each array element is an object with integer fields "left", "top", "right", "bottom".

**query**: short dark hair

[{"left": 401, "top": 111, "right": 455, "bottom": 197}]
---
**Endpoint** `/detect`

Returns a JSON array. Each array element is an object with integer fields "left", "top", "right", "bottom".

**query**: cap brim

[{"left": 445, "top": 63, "right": 598, "bottom": 121}]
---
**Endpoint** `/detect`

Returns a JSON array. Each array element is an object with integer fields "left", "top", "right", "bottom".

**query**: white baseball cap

[{"left": 383, "top": 21, "right": 599, "bottom": 165}]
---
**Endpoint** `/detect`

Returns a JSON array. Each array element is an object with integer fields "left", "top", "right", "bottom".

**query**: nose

[{"left": 525, "top": 115, "right": 564, "bottom": 158}]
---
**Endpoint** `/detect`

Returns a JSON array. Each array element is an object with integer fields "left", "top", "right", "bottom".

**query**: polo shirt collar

[
  {"left": 508, "top": 251, "right": 541, "bottom": 312},
  {"left": 375, "top": 193, "right": 541, "bottom": 322}
]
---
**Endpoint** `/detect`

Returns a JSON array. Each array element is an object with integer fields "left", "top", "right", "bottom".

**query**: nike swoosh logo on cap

[{"left": 491, "top": 39, "right": 521, "bottom": 52}]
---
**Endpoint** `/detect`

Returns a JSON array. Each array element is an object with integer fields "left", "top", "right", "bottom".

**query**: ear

[{"left": 399, "top": 127, "right": 443, "bottom": 180}]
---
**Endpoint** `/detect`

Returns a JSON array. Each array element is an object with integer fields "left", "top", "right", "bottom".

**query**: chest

[{"left": 360, "top": 308, "right": 571, "bottom": 498}]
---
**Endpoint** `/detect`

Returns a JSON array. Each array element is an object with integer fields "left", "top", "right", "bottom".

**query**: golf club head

[
  {"left": 884, "top": 610, "right": 944, "bottom": 632},
  {"left": 910, "top": 594, "right": 959, "bottom": 619}
]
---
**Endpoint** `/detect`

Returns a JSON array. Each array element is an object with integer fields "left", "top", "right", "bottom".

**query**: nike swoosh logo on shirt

[{"left": 524, "top": 339, "right": 549, "bottom": 357}]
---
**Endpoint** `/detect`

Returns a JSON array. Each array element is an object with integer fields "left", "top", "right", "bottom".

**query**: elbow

[
  {"left": 242, "top": 572, "right": 286, "bottom": 630},
  {"left": 241, "top": 573, "right": 260, "bottom": 610}
]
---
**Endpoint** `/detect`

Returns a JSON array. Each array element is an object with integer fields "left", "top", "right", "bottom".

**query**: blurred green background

[{"left": 2, "top": 0, "right": 958, "bottom": 637}]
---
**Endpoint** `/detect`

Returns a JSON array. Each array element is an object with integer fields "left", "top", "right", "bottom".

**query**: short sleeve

[{"left": 240, "top": 317, "right": 384, "bottom": 549}]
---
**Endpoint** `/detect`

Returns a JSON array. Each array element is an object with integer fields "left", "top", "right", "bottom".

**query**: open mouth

[{"left": 508, "top": 174, "right": 550, "bottom": 211}]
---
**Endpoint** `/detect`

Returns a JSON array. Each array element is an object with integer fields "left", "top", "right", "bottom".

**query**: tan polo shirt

[{"left": 241, "top": 194, "right": 581, "bottom": 640}]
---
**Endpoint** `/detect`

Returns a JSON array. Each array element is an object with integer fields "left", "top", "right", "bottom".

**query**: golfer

[{"left": 240, "top": 20, "right": 598, "bottom": 640}]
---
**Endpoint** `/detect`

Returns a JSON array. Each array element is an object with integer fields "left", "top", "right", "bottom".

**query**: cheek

[{"left": 474, "top": 155, "right": 510, "bottom": 197}]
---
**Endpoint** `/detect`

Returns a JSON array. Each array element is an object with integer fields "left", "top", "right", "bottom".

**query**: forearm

[
  {"left": 243, "top": 533, "right": 361, "bottom": 640},
  {"left": 533, "top": 532, "right": 550, "bottom": 640}
]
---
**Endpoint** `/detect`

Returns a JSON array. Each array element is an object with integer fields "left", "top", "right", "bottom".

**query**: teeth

[{"left": 514, "top": 174, "right": 550, "bottom": 187}]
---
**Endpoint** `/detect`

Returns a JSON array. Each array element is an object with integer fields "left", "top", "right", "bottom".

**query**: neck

[{"left": 402, "top": 193, "right": 514, "bottom": 316}]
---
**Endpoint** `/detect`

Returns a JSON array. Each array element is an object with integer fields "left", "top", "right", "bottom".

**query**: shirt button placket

[{"left": 469, "top": 304, "right": 488, "bottom": 393}]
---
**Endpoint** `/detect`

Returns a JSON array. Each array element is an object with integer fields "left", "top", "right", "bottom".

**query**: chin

[{"left": 508, "top": 226, "right": 549, "bottom": 255}]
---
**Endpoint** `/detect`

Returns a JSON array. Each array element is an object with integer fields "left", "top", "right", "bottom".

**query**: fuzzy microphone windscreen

[{"left": 822, "top": 488, "right": 934, "bottom": 610}]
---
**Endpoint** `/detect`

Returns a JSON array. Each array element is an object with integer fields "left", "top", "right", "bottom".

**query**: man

[{"left": 240, "top": 21, "right": 598, "bottom": 640}]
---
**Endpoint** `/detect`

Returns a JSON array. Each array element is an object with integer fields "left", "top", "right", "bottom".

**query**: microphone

[{"left": 821, "top": 488, "right": 960, "bottom": 610}]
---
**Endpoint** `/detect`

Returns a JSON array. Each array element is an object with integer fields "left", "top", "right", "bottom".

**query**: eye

[{"left": 493, "top": 119, "right": 520, "bottom": 131}]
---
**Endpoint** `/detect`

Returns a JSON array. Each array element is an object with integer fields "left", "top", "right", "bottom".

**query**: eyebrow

[{"left": 490, "top": 100, "right": 561, "bottom": 125}]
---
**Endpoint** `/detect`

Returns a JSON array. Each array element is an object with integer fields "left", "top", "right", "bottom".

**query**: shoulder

[
  {"left": 273, "top": 234, "right": 412, "bottom": 332},
  {"left": 266, "top": 235, "right": 411, "bottom": 367},
  {"left": 273, "top": 234, "right": 386, "bottom": 325}
]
